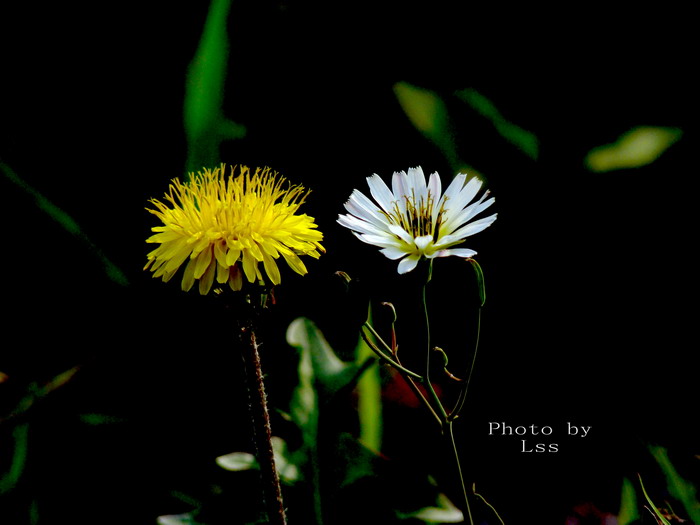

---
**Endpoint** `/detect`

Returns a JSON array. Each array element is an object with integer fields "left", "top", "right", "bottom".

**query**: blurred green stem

[{"left": 356, "top": 307, "right": 382, "bottom": 451}]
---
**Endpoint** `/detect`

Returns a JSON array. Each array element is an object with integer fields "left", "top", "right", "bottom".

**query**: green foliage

[
  {"left": 184, "top": 0, "right": 246, "bottom": 175},
  {"left": 639, "top": 474, "right": 672, "bottom": 525},
  {"left": 160, "top": 317, "right": 465, "bottom": 524},
  {"left": 584, "top": 126, "right": 683, "bottom": 172},
  {"left": 650, "top": 446, "right": 700, "bottom": 524},
  {"left": 455, "top": 88, "right": 539, "bottom": 160}
]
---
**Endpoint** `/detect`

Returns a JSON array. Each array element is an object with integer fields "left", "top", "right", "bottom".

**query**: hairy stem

[{"left": 240, "top": 327, "right": 287, "bottom": 525}]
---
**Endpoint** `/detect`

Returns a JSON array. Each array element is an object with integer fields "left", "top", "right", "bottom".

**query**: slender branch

[
  {"left": 473, "top": 483, "right": 505, "bottom": 525},
  {"left": 447, "top": 422, "right": 474, "bottom": 525},
  {"left": 361, "top": 324, "right": 423, "bottom": 380},
  {"left": 449, "top": 307, "right": 482, "bottom": 421},
  {"left": 240, "top": 327, "right": 287, "bottom": 525},
  {"left": 361, "top": 324, "right": 441, "bottom": 425},
  {"left": 421, "top": 266, "right": 448, "bottom": 422}
]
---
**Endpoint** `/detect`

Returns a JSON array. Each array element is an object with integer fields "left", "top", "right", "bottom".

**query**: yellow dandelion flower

[{"left": 144, "top": 164, "right": 325, "bottom": 295}]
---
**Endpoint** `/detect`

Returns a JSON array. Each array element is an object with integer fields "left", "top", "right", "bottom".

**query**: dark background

[{"left": 1, "top": 1, "right": 696, "bottom": 524}]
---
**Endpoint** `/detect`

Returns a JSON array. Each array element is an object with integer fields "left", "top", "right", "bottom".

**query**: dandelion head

[{"left": 144, "top": 164, "right": 325, "bottom": 294}]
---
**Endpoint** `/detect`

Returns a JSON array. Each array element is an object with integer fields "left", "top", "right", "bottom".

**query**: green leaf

[
  {"left": 356, "top": 306, "right": 382, "bottom": 452},
  {"left": 456, "top": 88, "right": 539, "bottom": 160},
  {"left": 0, "top": 423, "right": 29, "bottom": 495},
  {"left": 337, "top": 434, "right": 463, "bottom": 524},
  {"left": 183, "top": 0, "right": 246, "bottom": 174},
  {"left": 216, "top": 437, "right": 300, "bottom": 485},
  {"left": 401, "top": 492, "right": 464, "bottom": 523},
  {"left": 584, "top": 126, "right": 682, "bottom": 172},
  {"left": 650, "top": 445, "right": 700, "bottom": 524},
  {"left": 215, "top": 451, "right": 257, "bottom": 472},
  {"left": 393, "top": 81, "right": 460, "bottom": 170},
  {"left": 156, "top": 514, "right": 200, "bottom": 525},
  {"left": 286, "top": 317, "right": 359, "bottom": 397},
  {"left": 468, "top": 258, "right": 486, "bottom": 307},
  {"left": 639, "top": 474, "right": 672, "bottom": 525},
  {"left": 617, "top": 477, "right": 640, "bottom": 525}
]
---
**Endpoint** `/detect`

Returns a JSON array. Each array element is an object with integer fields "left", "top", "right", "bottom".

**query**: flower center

[{"left": 391, "top": 190, "right": 444, "bottom": 240}]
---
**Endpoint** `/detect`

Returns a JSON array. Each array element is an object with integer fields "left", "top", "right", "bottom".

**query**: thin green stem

[
  {"left": 361, "top": 324, "right": 441, "bottom": 424},
  {"left": 361, "top": 324, "right": 423, "bottom": 380},
  {"left": 449, "top": 307, "right": 482, "bottom": 421},
  {"left": 422, "top": 263, "right": 448, "bottom": 422},
  {"left": 473, "top": 483, "right": 505, "bottom": 525},
  {"left": 447, "top": 421, "right": 474, "bottom": 525}
]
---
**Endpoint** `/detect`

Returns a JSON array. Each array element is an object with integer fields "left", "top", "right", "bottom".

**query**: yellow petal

[
  {"left": 216, "top": 260, "right": 229, "bottom": 283},
  {"left": 193, "top": 246, "right": 213, "bottom": 279},
  {"left": 181, "top": 258, "right": 197, "bottom": 292},
  {"left": 262, "top": 252, "right": 281, "bottom": 285},
  {"left": 281, "top": 251, "right": 307, "bottom": 276},
  {"left": 225, "top": 247, "right": 241, "bottom": 266},
  {"left": 198, "top": 260, "right": 216, "bottom": 295},
  {"left": 229, "top": 265, "right": 243, "bottom": 291},
  {"left": 241, "top": 251, "right": 257, "bottom": 283}
]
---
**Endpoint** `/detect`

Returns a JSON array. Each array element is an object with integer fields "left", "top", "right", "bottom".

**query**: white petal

[
  {"left": 432, "top": 248, "right": 477, "bottom": 258},
  {"left": 366, "top": 174, "right": 396, "bottom": 214},
  {"left": 440, "top": 173, "right": 468, "bottom": 209},
  {"left": 397, "top": 254, "right": 421, "bottom": 274},
  {"left": 448, "top": 213, "right": 498, "bottom": 239},
  {"left": 345, "top": 190, "right": 388, "bottom": 228},
  {"left": 451, "top": 177, "right": 483, "bottom": 210},
  {"left": 432, "top": 232, "right": 466, "bottom": 250},
  {"left": 337, "top": 213, "right": 389, "bottom": 237},
  {"left": 427, "top": 171, "right": 443, "bottom": 223},
  {"left": 442, "top": 194, "right": 495, "bottom": 234},
  {"left": 387, "top": 223, "right": 415, "bottom": 244},
  {"left": 414, "top": 235, "right": 433, "bottom": 252},
  {"left": 407, "top": 166, "right": 427, "bottom": 201},
  {"left": 355, "top": 232, "right": 404, "bottom": 249},
  {"left": 380, "top": 247, "right": 410, "bottom": 260},
  {"left": 391, "top": 171, "right": 409, "bottom": 215}
]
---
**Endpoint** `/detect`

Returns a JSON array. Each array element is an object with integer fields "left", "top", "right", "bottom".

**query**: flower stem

[
  {"left": 240, "top": 327, "right": 287, "bottom": 525},
  {"left": 421, "top": 262, "right": 473, "bottom": 525},
  {"left": 421, "top": 263, "right": 448, "bottom": 422},
  {"left": 447, "top": 421, "right": 474, "bottom": 525}
]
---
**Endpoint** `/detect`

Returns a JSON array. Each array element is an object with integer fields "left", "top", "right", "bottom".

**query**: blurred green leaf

[
  {"left": 650, "top": 445, "right": 700, "bottom": 524},
  {"left": 286, "top": 317, "right": 360, "bottom": 397},
  {"left": 617, "top": 477, "right": 640, "bottom": 525},
  {"left": 184, "top": 0, "right": 246, "bottom": 174},
  {"left": 216, "top": 437, "right": 300, "bottom": 485},
  {"left": 355, "top": 306, "right": 382, "bottom": 452},
  {"left": 78, "top": 413, "right": 127, "bottom": 426},
  {"left": 0, "top": 423, "right": 29, "bottom": 495},
  {"left": 400, "top": 492, "right": 464, "bottom": 523},
  {"left": 156, "top": 513, "right": 202, "bottom": 525},
  {"left": 393, "top": 82, "right": 460, "bottom": 170},
  {"left": 216, "top": 451, "right": 256, "bottom": 472},
  {"left": 337, "top": 434, "right": 464, "bottom": 524},
  {"left": 456, "top": 88, "right": 539, "bottom": 160},
  {"left": 585, "top": 126, "right": 682, "bottom": 172},
  {"left": 639, "top": 474, "right": 672, "bottom": 525},
  {"left": 0, "top": 162, "right": 128, "bottom": 286}
]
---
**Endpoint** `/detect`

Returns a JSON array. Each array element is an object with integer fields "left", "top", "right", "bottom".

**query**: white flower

[{"left": 338, "top": 166, "right": 497, "bottom": 274}]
